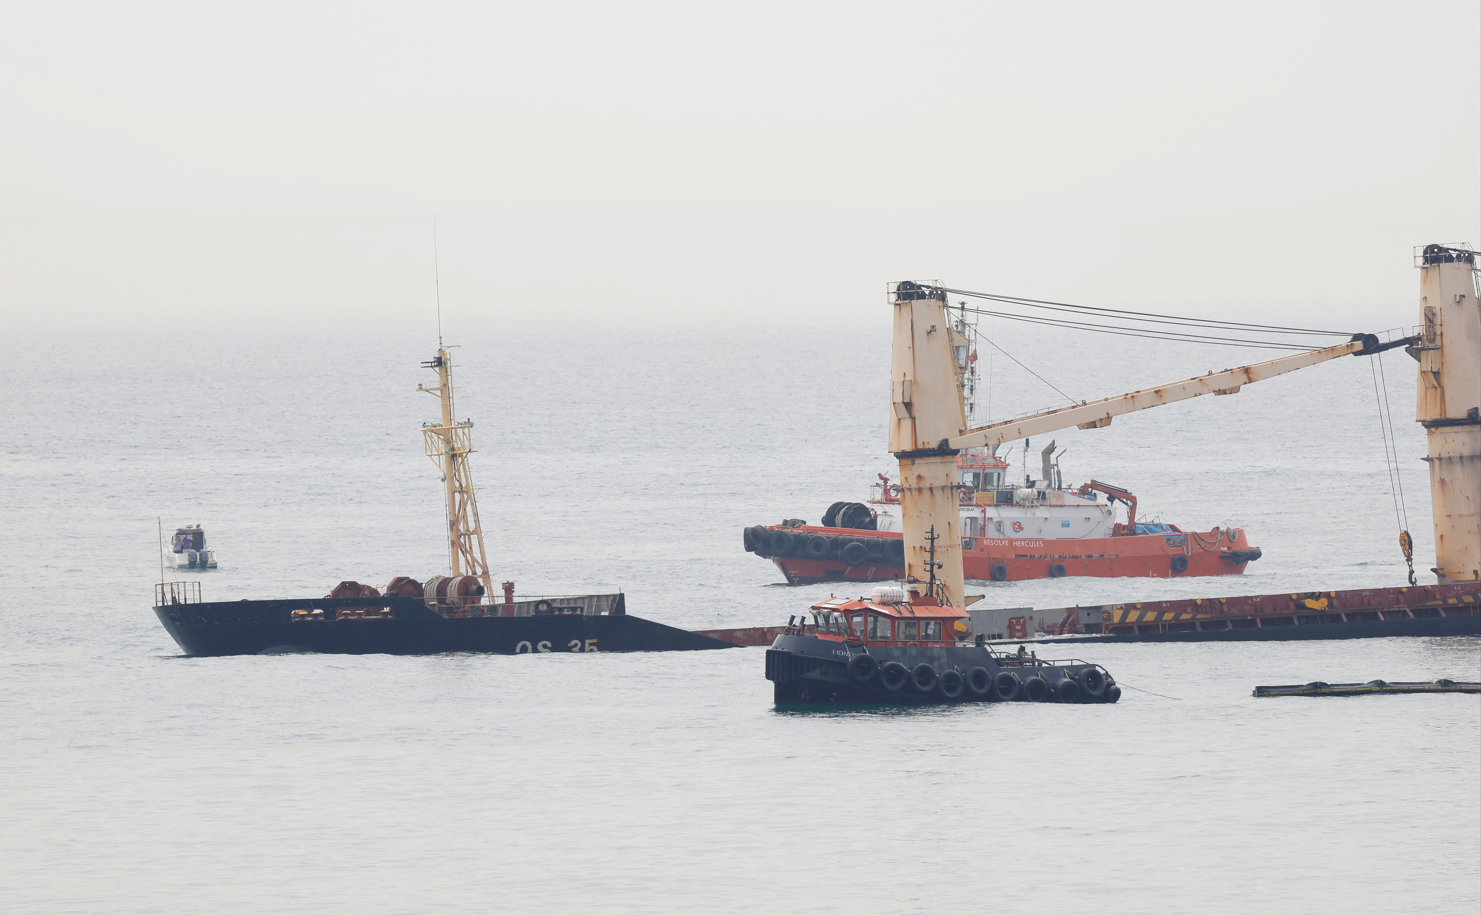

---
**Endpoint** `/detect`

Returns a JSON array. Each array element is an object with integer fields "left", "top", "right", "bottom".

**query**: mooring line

[{"left": 1118, "top": 682, "right": 1183, "bottom": 700}]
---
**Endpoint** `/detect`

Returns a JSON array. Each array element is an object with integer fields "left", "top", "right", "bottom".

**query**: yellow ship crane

[
  {"left": 888, "top": 280, "right": 1435, "bottom": 607},
  {"left": 418, "top": 346, "right": 493, "bottom": 595}
]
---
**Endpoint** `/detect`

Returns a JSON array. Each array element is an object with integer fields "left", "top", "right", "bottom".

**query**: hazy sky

[{"left": 3, "top": 1, "right": 1478, "bottom": 329}]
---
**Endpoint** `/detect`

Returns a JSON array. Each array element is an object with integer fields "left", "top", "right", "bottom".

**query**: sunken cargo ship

[{"left": 153, "top": 345, "right": 733, "bottom": 657}]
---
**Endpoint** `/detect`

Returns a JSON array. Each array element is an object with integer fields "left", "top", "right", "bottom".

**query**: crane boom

[{"left": 948, "top": 335, "right": 1404, "bottom": 451}]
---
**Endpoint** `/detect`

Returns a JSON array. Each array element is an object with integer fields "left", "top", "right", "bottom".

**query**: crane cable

[
  {"left": 965, "top": 322, "right": 1078, "bottom": 407},
  {"left": 941, "top": 286, "right": 1355, "bottom": 337},
  {"left": 1369, "top": 351, "right": 1416, "bottom": 585},
  {"left": 952, "top": 303, "right": 1344, "bottom": 350}
]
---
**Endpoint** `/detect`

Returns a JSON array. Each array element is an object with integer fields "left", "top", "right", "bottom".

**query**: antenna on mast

[{"left": 433, "top": 220, "right": 444, "bottom": 347}]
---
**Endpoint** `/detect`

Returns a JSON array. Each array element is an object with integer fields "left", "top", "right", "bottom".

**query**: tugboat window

[
  {"left": 898, "top": 620, "right": 919, "bottom": 641},
  {"left": 868, "top": 615, "right": 892, "bottom": 640},
  {"left": 849, "top": 613, "right": 865, "bottom": 636},
  {"left": 921, "top": 620, "right": 942, "bottom": 641}
]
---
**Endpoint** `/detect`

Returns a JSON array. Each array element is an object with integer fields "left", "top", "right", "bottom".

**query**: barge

[
  {"left": 155, "top": 582, "right": 731, "bottom": 656},
  {"left": 990, "top": 581, "right": 1481, "bottom": 643},
  {"left": 152, "top": 343, "right": 733, "bottom": 658}
]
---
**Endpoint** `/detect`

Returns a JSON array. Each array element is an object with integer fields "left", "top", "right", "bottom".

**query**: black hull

[
  {"left": 1021, "top": 614, "right": 1481, "bottom": 645},
  {"left": 153, "top": 596, "right": 735, "bottom": 657},
  {"left": 765, "top": 633, "right": 1119, "bottom": 706}
]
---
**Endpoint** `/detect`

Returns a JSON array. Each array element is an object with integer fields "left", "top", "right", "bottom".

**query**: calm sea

[{"left": 1, "top": 317, "right": 1476, "bottom": 915}]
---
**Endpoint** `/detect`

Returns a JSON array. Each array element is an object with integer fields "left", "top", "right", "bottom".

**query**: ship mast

[{"left": 419, "top": 347, "right": 493, "bottom": 594}]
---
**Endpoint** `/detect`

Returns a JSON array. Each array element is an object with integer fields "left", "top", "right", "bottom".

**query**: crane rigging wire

[
  {"left": 965, "top": 322, "right": 1078, "bottom": 406},
  {"left": 958, "top": 304, "right": 1336, "bottom": 350},
  {"left": 941, "top": 286, "right": 1355, "bottom": 337},
  {"left": 1369, "top": 351, "right": 1417, "bottom": 585}
]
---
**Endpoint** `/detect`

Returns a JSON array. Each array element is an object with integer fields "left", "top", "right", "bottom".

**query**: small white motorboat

[{"left": 164, "top": 524, "right": 218, "bottom": 569}]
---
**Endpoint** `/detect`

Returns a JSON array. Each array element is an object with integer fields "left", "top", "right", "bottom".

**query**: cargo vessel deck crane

[{"left": 888, "top": 256, "right": 1475, "bottom": 606}]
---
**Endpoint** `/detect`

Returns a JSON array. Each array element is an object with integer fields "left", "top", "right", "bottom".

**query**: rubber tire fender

[
  {"left": 1048, "top": 563, "right": 1066, "bottom": 578},
  {"left": 743, "top": 526, "right": 761, "bottom": 553},
  {"left": 886, "top": 539, "right": 905, "bottom": 564},
  {"left": 1104, "top": 684, "right": 1122, "bottom": 703},
  {"left": 1077, "top": 667, "right": 1107, "bottom": 698},
  {"left": 805, "top": 534, "right": 831, "bottom": 559},
  {"left": 990, "top": 563, "right": 1008, "bottom": 581},
  {"left": 966, "top": 666, "right": 994, "bottom": 698},
  {"left": 1022, "top": 676, "right": 1050, "bottom": 703},
  {"left": 847, "top": 653, "right": 879, "bottom": 684},
  {"left": 910, "top": 663, "right": 939, "bottom": 693},
  {"left": 992, "top": 672, "right": 1020, "bottom": 701},
  {"left": 533, "top": 599, "right": 554, "bottom": 615},
  {"left": 841, "top": 541, "right": 868, "bottom": 568},
  {"left": 769, "top": 528, "right": 794, "bottom": 558},
  {"left": 1170, "top": 554, "right": 1189, "bottom": 574},
  {"left": 879, "top": 661, "right": 909, "bottom": 692},
  {"left": 1054, "top": 677, "right": 1081, "bottom": 703},
  {"left": 937, "top": 669, "right": 965, "bottom": 700}
]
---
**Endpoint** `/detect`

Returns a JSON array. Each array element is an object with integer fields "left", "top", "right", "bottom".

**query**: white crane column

[
  {"left": 889, "top": 284, "right": 970, "bottom": 606},
  {"left": 1413, "top": 246, "right": 1481, "bottom": 583}
]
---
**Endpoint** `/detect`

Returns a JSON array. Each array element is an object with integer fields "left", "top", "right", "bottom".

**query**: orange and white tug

[{"left": 745, "top": 457, "right": 1260, "bottom": 584}]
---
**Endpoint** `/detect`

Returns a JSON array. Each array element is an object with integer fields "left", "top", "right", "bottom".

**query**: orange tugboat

[{"left": 745, "top": 457, "right": 1259, "bottom": 584}]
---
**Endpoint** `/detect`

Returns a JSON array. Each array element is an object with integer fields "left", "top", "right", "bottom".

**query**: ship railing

[
  {"left": 992, "top": 652, "right": 1100, "bottom": 669},
  {"left": 155, "top": 581, "right": 202, "bottom": 606}
]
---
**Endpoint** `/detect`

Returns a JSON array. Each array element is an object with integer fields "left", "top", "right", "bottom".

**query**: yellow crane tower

[{"left": 418, "top": 346, "right": 494, "bottom": 596}]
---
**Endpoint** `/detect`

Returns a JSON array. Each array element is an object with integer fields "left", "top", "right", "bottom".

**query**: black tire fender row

[
  {"left": 861, "top": 661, "right": 1116, "bottom": 703},
  {"left": 747, "top": 527, "right": 907, "bottom": 566}
]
